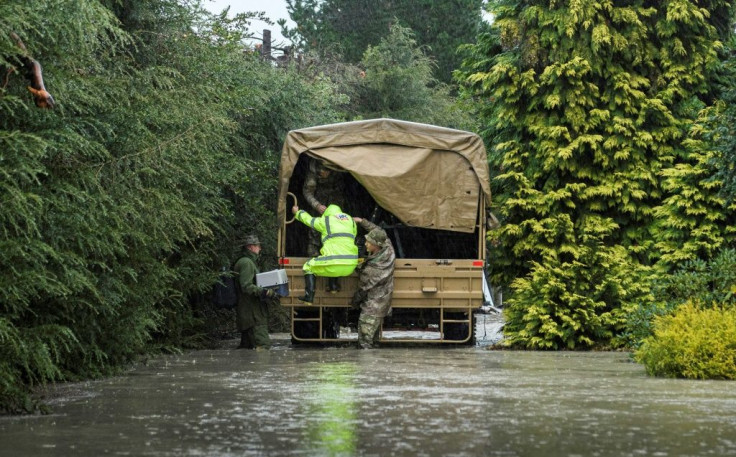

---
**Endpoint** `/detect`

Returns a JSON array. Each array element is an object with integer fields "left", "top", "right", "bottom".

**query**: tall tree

[
  {"left": 352, "top": 24, "right": 475, "bottom": 129},
  {"left": 457, "top": 0, "right": 735, "bottom": 349},
  {"left": 281, "top": 0, "right": 486, "bottom": 82},
  {"left": 649, "top": 3, "right": 736, "bottom": 267},
  {"left": 709, "top": 37, "right": 736, "bottom": 205}
]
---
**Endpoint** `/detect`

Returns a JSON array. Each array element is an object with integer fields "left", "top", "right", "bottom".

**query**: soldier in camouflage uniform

[
  {"left": 234, "top": 234, "right": 276, "bottom": 349},
  {"left": 351, "top": 217, "right": 396, "bottom": 349}
]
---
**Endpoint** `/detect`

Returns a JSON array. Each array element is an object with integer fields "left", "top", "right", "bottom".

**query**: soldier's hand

[
  {"left": 317, "top": 204, "right": 327, "bottom": 214},
  {"left": 353, "top": 217, "right": 362, "bottom": 223}
]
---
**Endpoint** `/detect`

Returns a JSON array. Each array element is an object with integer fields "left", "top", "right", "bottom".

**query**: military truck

[{"left": 276, "top": 118, "right": 492, "bottom": 344}]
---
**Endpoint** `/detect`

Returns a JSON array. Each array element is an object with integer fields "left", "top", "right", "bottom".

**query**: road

[{"left": 2, "top": 317, "right": 735, "bottom": 456}]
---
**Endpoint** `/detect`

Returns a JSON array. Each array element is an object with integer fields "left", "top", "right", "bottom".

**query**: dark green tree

[
  {"left": 457, "top": 0, "right": 735, "bottom": 349},
  {"left": 1, "top": 0, "right": 343, "bottom": 412},
  {"left": 353, "top": 24, "right": 475, "bottom": 129},
  {"left": 281, "top": 0, "right": 486, "bottom": 82},
  {"left": 709, "top": 37, "right": 736, "bottom": 205}
]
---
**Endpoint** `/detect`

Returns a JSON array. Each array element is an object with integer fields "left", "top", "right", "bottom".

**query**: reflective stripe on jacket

[{"left": 296, "top": 204, "right": 358, "bottom": 266}]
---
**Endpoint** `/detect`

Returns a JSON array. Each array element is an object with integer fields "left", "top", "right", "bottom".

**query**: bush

[
  {"left": 635, "top": 302, "right": 736, "bottom": 379},
  {"left": 655, "top": 249, "right": 736, "bottom": 307},
  {"left": 502, "top": 242, "right": 651, "bottom": 350},
  {"left": 621, "top": 248, "right": 736, "bottom": 348}
]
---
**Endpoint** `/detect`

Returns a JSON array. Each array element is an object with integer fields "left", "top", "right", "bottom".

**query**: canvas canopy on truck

[{"left": 277, "top": 118, "right": 491, "bottom": 233}]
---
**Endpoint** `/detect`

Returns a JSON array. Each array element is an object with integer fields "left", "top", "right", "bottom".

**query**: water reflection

[{"left": 302, "top": 363, "right": 357, "bottom": 456}]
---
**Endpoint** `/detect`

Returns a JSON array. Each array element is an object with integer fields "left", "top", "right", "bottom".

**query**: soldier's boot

[
  {"left": 298, "top": 274, "right": 316, "bottom": 305},
  {"left": 238, "top": 331, "right": 252, "bottom": 349},
  {"left": 328, "top": 277, "right": 341, "bottom": 294}
]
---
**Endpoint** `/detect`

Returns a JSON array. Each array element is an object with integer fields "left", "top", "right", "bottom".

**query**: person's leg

[
  {"left": 238, "top": 328, "right": 256, "bottom": 349},
  {"left": 358, "top": 314, "right": 380, "bottom": 349},
  {"left": 299, "top": 260, "right": 317, "bottom": 305},
  {"left": 300, "top": 261, "right": 357, "bottom": 304},
  {"left": 307, "top": 229, "right": 321, "bottom": 258},
  {"left": 238, "top": 331, "right": 249, "bottom": 349},
  {"left": 253, "top": 325, "right": 271, "bottom": 349},
  {"left": 371, "top": 317, "right": 384, "bottom": 346},
  {"left": 308, "top": 262, "right": 357, "bottom": 278},
  {"left": 328, "top": 277, "right": 340, "bottom": 293}
]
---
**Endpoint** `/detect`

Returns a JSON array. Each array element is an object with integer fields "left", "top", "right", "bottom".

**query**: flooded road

[{"left": 2, "top": 317, "right": 735, "bottom": 457}]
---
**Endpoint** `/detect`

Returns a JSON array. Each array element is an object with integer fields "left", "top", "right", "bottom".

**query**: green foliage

[
  {"left": 618, "top": 300, "right": 676, "bottom": 351},
  {"left": 282, "top": 0, "right": 485, "bottom": 82},
  {"left": 457, "top": 0, "right": 735, "bottom": 348},
  {"left": 635, "top": 302, "right": 736, "bottom": 379},
  {"left": 359, "top": 24, "right": 435, "bottom": 119},
  {"left": 653, "top": 119, "right": 736, "bottom": 266},
  {"left": 638, "top": 3, "right": 736, "bottom": 267},
  {"left": 708, "top": 36, "right": 736, "bottom": 205},
  {"left": 354, "top": 24, "right": 475, "bottom": 129},
  {"left": 0, "top": 319, "right": 77, "bottom": 413},
  {"left": 1, "top": 0, "right": 344, "bottom": 412},
  {"left": 652, "top": 50, "right": 736, "bottom": 266},
  {"left": 655, "top": 248, "right": 736, "bottom": 308},
  {"left": 503, "top": 242, "right": 651, "bottom": 349},
  {"left": 455, "top": 28, "right": 503, "bottom": 151},
  {"left": 622, "top": 249, "right": 736, "bottom": 347}
]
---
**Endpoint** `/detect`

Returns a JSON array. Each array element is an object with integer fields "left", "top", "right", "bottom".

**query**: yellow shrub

[{"left": 634, "top": 302, "right": 736, "bottom": 379}]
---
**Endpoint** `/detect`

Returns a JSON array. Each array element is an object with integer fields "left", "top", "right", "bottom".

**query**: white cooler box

[{"left": 256, "top": 269, "right": 289, "bottom": 297}]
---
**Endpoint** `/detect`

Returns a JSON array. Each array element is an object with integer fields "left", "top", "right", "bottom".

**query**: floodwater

[{"left": 2, "top": 315, "right": 735, "bottom": 457}]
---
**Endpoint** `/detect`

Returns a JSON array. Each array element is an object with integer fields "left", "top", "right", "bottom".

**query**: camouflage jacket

[
  {"left": 354, "top": 220, "right": 396, "bottom": 317},
  {"left": 302, "top": 159, "right": 345, "bottom": 212}
]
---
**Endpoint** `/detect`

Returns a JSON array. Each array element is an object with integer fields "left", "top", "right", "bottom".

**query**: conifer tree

[
  {"left": 712, "top": 38, "right": 736, "bottom": 204},
  {"left": 354, "top": 24, "right": 474, "bottom": 128},
  {"left": 458, "top": 0, "right": 735, "bottom": 348},
  {"left": 282, "top": 0, "right": 485, "bottom": 82},
  {"left": 650, "top": 3, "right": 736, "bottom": 267},
  {"left": 653, "top": 107, "right": 736, "bottom": 267}
]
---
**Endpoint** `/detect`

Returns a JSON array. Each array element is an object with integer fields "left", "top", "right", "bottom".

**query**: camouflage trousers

[
  {"left": 307, "top": 230, "right": 321, "bottom": 258},
  {"left": 239, "top": 325, "right": 271, "bottom": 349},
  {"left": 358, "top": 314, "right": 383, "bottom": 349}
]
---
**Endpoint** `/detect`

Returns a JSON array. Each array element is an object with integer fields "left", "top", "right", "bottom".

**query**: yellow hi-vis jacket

[{"left": 296, "top": 204, "right": 359, "bottom": 268}]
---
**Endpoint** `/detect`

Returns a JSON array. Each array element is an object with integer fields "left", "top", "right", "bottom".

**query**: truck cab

[{"left": 276, "top": 119, "right": 492, "bottom": 344}]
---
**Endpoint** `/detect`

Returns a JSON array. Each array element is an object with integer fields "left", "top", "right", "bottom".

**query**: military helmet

[
  {"left": 243, "top": 234, "right": 261, "bottom": 246},
  {"left": 365, "top": 228, "right": 387, "bottom": 248}
]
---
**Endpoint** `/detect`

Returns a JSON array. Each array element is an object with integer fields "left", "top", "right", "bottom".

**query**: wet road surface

[{"left": 2, "top": 319, "right": 735, "bottom": 457}]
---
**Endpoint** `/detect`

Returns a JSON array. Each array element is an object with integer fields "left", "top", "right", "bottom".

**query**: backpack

[{"left": 212, "top": 266, "right": 239, "bottom": 310}]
